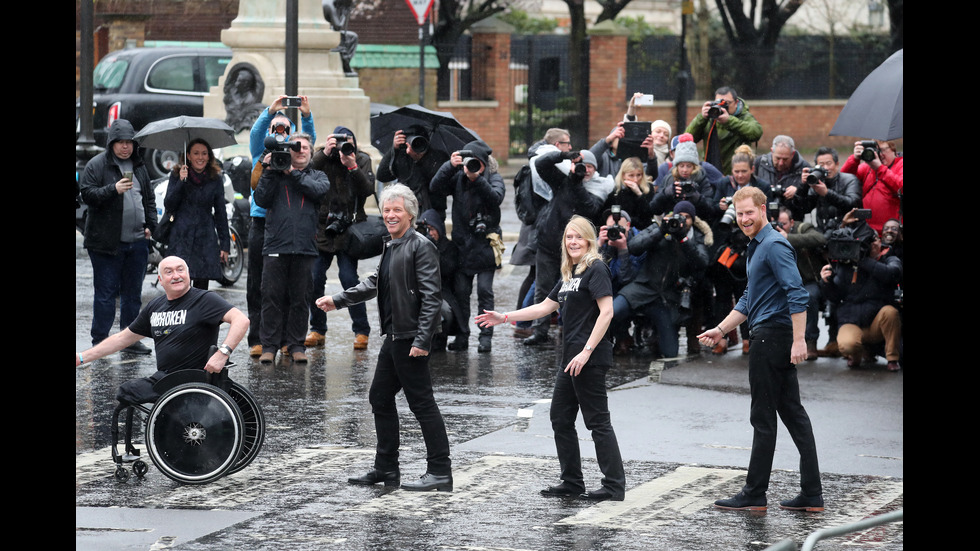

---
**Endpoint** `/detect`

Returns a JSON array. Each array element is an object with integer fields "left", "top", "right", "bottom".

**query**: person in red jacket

[{"left": 841, "top": 140, "right": 903, "bottom": 233}]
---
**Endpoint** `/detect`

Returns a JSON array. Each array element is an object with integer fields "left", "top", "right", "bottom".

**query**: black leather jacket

[{"left": 331, "top": 229, "right": 442, "bottom": 350}]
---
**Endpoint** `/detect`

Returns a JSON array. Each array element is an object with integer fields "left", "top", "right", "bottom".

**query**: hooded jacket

[
  {"left": 429, "top": 140, "right": 506, "bottom": 274},
  {"left": 310, "top": 126, "right": 376, "bottom": 254},
  {"left": 79, "top": 119, "right": 157, "bottom": 255}
]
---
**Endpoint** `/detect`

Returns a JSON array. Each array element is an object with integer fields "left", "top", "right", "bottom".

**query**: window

[
  {"left": 93, "top": 57, "right": 128, "bottom": 90},
  {"left": 146, "top": 56, "right": 196, "bottom": 93}
]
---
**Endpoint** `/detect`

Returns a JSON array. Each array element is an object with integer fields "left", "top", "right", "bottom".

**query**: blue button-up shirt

[{"left": 734, "top": 222, "right": 809, "bottom": 329}]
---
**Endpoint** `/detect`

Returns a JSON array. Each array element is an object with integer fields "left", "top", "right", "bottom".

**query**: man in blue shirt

[{"left": 698, "top": 186, "right": 823, "bottom": 513}]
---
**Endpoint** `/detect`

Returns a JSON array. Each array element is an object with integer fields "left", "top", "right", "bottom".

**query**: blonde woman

[
  {"left": 603, "top": 156, "right": 655, "bottom": 230},
  {"left": 477, "top": 215, "right": 625, "bottom": 501}
]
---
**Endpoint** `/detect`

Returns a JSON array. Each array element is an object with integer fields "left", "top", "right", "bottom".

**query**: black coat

[
  {"left": 163, "top": 170, "right": 229, "bottom": 280},
  {"left": 310, "top": 147, "right": 375, "bottom": 254},
  {"left": 253, "top": 165, "right": 329, "bottom": 256},
  {"left": 533, "top": 151, "right": 604, "bottom": 256}
]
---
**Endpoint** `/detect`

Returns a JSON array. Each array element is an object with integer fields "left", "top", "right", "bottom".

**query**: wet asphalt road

[{"left": 75, "top": 168, "right": 903, "bottom": 550}]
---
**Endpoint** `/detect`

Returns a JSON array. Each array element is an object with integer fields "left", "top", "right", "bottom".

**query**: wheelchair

[{"left": 110, "top": 355, "right": 265, "bottom": 485}]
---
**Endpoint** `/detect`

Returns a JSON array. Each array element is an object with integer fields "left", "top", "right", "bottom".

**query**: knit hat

[
  {"left": 673, "top": 141, "right": 700, "bottom": 166},
  {"left": 670, "top": 132, "right": 695, "bottom": 151},
  {"left": 579, "top": 149, "right": 598, "bottom": 167},
  {"left": 602, "top": 208, "right": 631, "bottom": 223},
  {"left": 652, "top": 120, "right": 672, "bottom": 137},
  {"left": 673, "top": 200, "right": 696, "bottom": 219}
]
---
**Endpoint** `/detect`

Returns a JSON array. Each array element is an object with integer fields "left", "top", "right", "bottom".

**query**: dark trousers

[
  {"left": 532, "top": 248, "right": 560, "bottom": 336},
  {"left": 260, "top": 254, "right": 315, "bottom": 354},
  {"left": 550, "top": 363, "right": 625, "bottom": 495},
  {"left": 454, "top": 269, "right": 495, "bottom": 338},
  {"left": 369, "top": 337, "right": 452, "bottom": 475},
  {"left": 246, "top": 217, "right": 265, "bottom": 347},
  {"left": 88, "top": 240, "right": 149, "bottom": 345},
  {"left": 308, "top": 249, "right": 370, "bottom": 336},
  {"left": 744, "top": 325, "right": 822, "bottom": 497}
]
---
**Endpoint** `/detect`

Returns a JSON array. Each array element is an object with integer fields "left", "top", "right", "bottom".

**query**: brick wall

[{"left": 587, "top": 26, "right": 628, "bottom": 146}]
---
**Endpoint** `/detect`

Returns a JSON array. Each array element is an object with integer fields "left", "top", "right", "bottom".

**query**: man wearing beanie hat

[
  {"left": 79, "top": 118, "right": 158, "bottom": 354},
  {"left": 685, "top": 86, "right": 763, "bottom": 174},
  {"left": 307, "top": 126, "right": 377, "bottom": 351},
  {"left": 615, "top": 198, "right": 710, "bottom": 359}
]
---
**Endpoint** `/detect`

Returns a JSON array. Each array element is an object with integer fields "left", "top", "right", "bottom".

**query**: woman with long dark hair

[
  {"left": 163, "top": 138, "right": 229, "bottom": 289},
  {"left": 476, "top": 215, "right": 625, "bottom": 501}
]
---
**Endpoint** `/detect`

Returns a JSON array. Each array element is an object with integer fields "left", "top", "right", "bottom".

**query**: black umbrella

[
  {"left": 830, "top": 49, "right": 903, "bottom": 141},
  {"left": 370, "top": 104, "right": 482, "bottom": 156},
  {"left": 134, "top": 116, "right": 239, "bottom": 153}
]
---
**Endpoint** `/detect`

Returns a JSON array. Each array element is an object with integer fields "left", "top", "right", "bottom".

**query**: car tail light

[{"left": 106, "top": 101, "right": 121, "bottom": 128}]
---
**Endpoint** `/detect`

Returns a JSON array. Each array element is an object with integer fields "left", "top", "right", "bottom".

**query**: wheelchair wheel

[
  {"left": 146, "top": 382, "right": 244, "bottom": 485},
  {"left": 225, "top": 381, "right": 265, "bottom": 475}
]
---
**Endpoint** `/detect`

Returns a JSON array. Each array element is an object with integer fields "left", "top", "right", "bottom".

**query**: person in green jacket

[{"left": 685, "top": 86, "right": 763, "bottom": 175}]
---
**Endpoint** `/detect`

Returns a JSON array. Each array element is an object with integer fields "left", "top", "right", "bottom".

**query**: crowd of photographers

[{"left": 241, "top": 88, "right": 902, "bottom": 371}]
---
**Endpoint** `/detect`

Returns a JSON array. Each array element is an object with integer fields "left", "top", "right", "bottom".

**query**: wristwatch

[
  {"left": 584, "top": 344, "right": 593, "bottom": 351},
  {"left": 218, "top": 344, "right": 233, "bottom": 356}
]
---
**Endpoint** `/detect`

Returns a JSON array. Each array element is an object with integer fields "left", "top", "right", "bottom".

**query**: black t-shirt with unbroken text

[
  {"left": 128, "top": 287, "right": 233, "bottom": 373},
  {"left": 547, "top": 260, "right": 614, "bottom": 367}
]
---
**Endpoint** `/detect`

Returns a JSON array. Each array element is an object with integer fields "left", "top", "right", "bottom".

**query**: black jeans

[
  {"left": 246, "top": 217, "right": 265, "bottom": 347},
  {"left": 744, "top": 324, "right": 822, "bottom": 497},
  {"left": 454, "top": 269, "right": 495, "bottom": 338},
  {"left": 260, "top": 254, "right": 315, "bottom": 354},
  {"left": 550, "top": 363, "right": 625, "bottom": 495},
  {"left": 369, "top": 337, "right": 452, "bottom": 475}
]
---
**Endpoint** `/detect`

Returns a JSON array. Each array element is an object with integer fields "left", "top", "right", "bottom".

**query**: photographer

[
  {"left": 614, "top": 201, "right": 710, "bottom": 359},
  {"left": 819, "top": 215, "right": 902, "bottom": 371},
  {"left": 598, "top": 208, "right": 646, "bottom": 354},
  {"left": 306, "top": 126, "right": 377, "bottom": 350},
  {"left": 429, "top": 140, "right": 505, "bottom": 353},
  {"left": 684, "top": 86, "right": 763, "bottom": 175},
  {"left": 418, "top": 208, "right": 466, "bottom": 352},
  {"left": 524, "top": 149, "right": 607, "bottom": 346},
  {"left": 650, "top": 140, "right": 717, "bottom": 223},
  {"left": 754, "top": 135, "right": 811, "bottom": 221},
  {"left": 798, "top": 147, "right": 862, "bottom": 236},
  {"left": 377, "top": 125, "right": 450, "bottom": 218},
  {"left": 253, "top": 133, "right": 329, "bottom": 364},
  {"left": 841, "top": 140, "right": 903, "bottom": 233}
]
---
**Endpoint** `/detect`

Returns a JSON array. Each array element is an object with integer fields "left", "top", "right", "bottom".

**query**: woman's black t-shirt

[{"left": 547, "top": 260, "right": 614, "bottom": 367}]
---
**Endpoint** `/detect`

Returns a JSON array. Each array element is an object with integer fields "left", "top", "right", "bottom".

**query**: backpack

[{"left": 513, "top": 164, "right": 544, "bottom": 225}]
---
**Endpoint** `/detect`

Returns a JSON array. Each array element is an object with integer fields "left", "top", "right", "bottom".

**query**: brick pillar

[
  {"left": 102, "top": 15, "right": 150, "bottom": 52},
  {"left": 468, "top": 17, "right": 514, "bottom": 162},
  {"left": 587, "top": 21, "right": 629, "bottom": 146}
]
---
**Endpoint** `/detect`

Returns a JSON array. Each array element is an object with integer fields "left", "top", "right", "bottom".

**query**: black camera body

[
  {"left": 457, "top": 149, "right": 482, "bottom": 173},
  {"left": 335, "top": 134, "right": 355, "bottom": 156},
  {"left": 663, "top": 215, "right": 685, "bottom": 237},
  {"left": 826, "top": 224, "right": 875, "bottom": 264},
  {"left": 806, "top": 167, "right": 828, "bottom": 185},
  {"left": 675, "top": 180, "right": 696, "bottom": 197},
  {"left": 573, "top": 163, "right": 588, "bottom": 178},
  {"left": 263, "top": 135, "right": 301, "bottom": 171},
  {"left": 707, "top": 99, "right": 730, "bottom": 119},
  {"left": 606, "top": 204, "right": 625, "bottom": 241},
  {"left": 859, "top": 140, "right": 879, "bottom": 162},
  {"left": 469, "top": 212, "right": 488, "bottom": 236},
  {"left": 323, "top": 211, "right": 352, "bottom": 237}
]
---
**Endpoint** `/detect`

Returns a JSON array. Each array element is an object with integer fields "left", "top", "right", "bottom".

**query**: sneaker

[
  {"left": 123, "top": 341, "right": 152, "bottom": 355},
  {"left": 778, "top": 493, "right": 824, "bottom": 512},
  {"left": 353, "top": 334, "right": 369, "bottom": 350},
  {"left": 714, "top": 491, "right": 767, "bottom": 511},
  {"left": 249, "top": 344, "right": 263, "bottom": 358},
  {"left": 305, "top": 331, "right": 325, "bottom": 347}
]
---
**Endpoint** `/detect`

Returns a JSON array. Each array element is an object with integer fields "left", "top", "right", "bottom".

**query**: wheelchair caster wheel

[
  {"left": 115, "top": 466, "right": 130, "bottom": 482},
  {"left": 133, "top": 460, "right": 148, "bottom": 479}
]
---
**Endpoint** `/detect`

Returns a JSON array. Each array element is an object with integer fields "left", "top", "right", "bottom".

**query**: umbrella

[
  {"left": 830, "top": 49, "right": 903, "bottom": 141},
  {"left": 133, "top": 116, "right": 239, "bottom": 153},
  {"left": 370, "top": 104, "right": 482, "bottom": 156}
]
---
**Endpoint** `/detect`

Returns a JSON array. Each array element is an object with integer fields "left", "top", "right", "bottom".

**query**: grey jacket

[{"left": 332, "top": 229, "right": 442, "bottom": 350}]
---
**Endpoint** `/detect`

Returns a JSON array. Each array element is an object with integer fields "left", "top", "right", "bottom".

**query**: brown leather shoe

[
  {"left": 712, "top": 338, "right": 729, "bottom": 355},
  {"left": 305, "top": 331, "right": 325, "bottom": 347},
  {"left": 259, "top": 351, "right": 275, "bottom": 364},
  {"left": 292, "top": 350, "right": 308, "bottom": 363},
  {"left": 353, "top": 334, "right": 369, "bottom": 350},
  {"left": 249, "top": 344, "right": 263, "bottom": 358},
  {"left": 742, "top": 339, "right": 750, "bottom": 355},
  {"left": 806, "top": 340, "right": 818, "bottom": 361},
  {"left": 818, "top": 341, "right": 840, "bottom": 357}
]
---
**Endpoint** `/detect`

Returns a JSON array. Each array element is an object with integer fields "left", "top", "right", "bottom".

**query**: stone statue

[
  {"left": 323, "top": 0, "right": 359, "bottom": 76},
  {"left": 223, "top": 63, "right": 267, "bottom": 133}
]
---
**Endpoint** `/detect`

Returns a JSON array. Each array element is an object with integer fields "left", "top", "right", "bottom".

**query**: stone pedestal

[{"left": 203, "top": 0, "right": 373, "bottom": 153}]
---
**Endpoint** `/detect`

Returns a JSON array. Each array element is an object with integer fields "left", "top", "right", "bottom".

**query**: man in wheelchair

[{"left": 76, "top": 255, "right": 249, "bottom": 402}]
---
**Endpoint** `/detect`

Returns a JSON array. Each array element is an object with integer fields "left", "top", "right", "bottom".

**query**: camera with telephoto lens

[
  {"left": 334, "top": 134, "right": 355, "bottom": 156},
  {"left": 323, "top": 211, "right": 352, "bottom": 237},
  {"left": 572, "top": 162, "right": 588, "bottom": 178},
  {"left": 403, "top": 134, "right": 429, "bottom": 153},
  {"left": 606, "top": 205, "right": 626, "bottom": 241},
  {"left": 263, "top": 135, "right": 302, "bottom": 171},
  {"left": 859, "top": 140, "right": 880, "bottom": 162},
  {"left": 720, "top": 198, "right": 737, "bottom": 225},
  {"left": 707, "top": 99, "right": 730, "bottom": 119},
  {"left": 469, "top": 212, "right": 488, "bottom": 236},
  {"left": 806, "top": 167, "right": 828, "bottom": 185},
  {"left": 457, "top": 149, "right": 482, "bottom": 173}
]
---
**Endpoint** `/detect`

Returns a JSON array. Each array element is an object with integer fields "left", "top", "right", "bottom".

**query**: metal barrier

[{"left": 764, "top": 509, "right": 903, "bottom": 551}]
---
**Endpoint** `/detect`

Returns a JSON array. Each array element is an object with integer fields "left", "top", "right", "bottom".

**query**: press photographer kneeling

[{"left": 818, "top": 208, "right": 903, "bottom": 371}]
